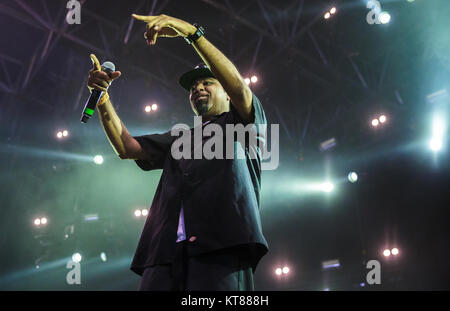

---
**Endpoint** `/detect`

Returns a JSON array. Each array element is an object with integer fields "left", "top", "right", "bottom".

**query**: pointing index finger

[
  {"left": 132, "top": 14, "right": 153, "bottom": 22},
  {"left": 90, "top": 53, "right": 101, "bottom": 71}
]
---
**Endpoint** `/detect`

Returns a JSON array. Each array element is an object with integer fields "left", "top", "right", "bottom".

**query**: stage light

[
  {"left": 348, "top": 172, "right": 358, "bottom": 183},
  {"left": 379, "top": 11, "right": 391, "bottom": 24},
  {"left": 379, "top": 115, "right": 386, "bottom": 123},
  {"left": 244, "top": 78, "right": 250, "bottom": 85},
  {"left": 57, "top": 130, "right": 69, "bottom": 138},
  {"left": 275, "top": 268, "right": 282, "bottom": 276},
  {"left": 371, "top": 119, "right": 379, "bottom": 127},
  {"left": 383, "top": 249, "right": 391, "bottom": 257},
  {"left": 151, "top": 103, "right": 158, "bottom": 111},
  {"left": 322, "top": 259, "right": 340, "bottom": 269},
  {"left": 429, "top": 138, "right": 442, "bottom": 151},
  {"left": 282, "top": 266, "right": 290, "bottom": 274},
  {"left": 321, "top": 182, "right": 334, "bottom": 193},
  {"left": 32, "top": 216, "right": 49, "bottom": 228},
  {"left": 72, "top": 253, "right": 82, "bottom": 263},
  {"left": 429, "top": 115, "right": 446, "bottom": 152},
  {"left": 391, "top": 248, "right": 399, "bottom": 255},
  {"left": 83, "top": 214, "right": 99, "bottom": 222},
  {"left": 141, "top": 209, "right": 148, "bottom": 216},
  {"left": 330, "top": 7, "right": 337, "bottom": 14},
  {"left": 251, "top": 76, "right": 258, "bottom": 83},
  {"left": 100, "top": 252, "right": 107, "bottom": 262},
  {"left": 432, "top": 116, "right": 445, "bottom": 137},
  {"left": 145, "top": 105, "right": 151, "bottom": 113},
  {"left": 324, "top": 12, "right": 331, "bottom": 19},
  {"left": 426, "top": 89, "right": 447, "bottom": 104},
  {"left": 93, "top": 155, "right": 104, "bottom": 165},
  {"left": 320, "top": 137, "right": 337, "bottom": 152},
  {"left": 134, "top": 209, "right": 142, "bottom": 217},
  {"left": 360, "top": 282, "right": 366, "bottom": 287}
]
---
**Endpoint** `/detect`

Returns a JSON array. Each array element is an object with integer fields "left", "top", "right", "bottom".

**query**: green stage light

[
  {"left": 348, "top": 172, "right": 358, "bottom": 183},
  {"left": 429, "top": 138, "right": 442, "bottom": 151},
  {"left": 429, "top": 115, "right": 446, "bottom": 152},
  {"left": 72, "top": 253, "right": 82, "bottom": 263},
  {"left": 100, "top": 252, "right": 107, "bottom": 262},
  {"left": 321, "top": 182, "right": 334, "bottom": 193},
  {"left": 93, "top": 155, "right": 104, "bottom": 165},
  {"left": 379, "top": 11, "right": 391, "bottom": 24}
]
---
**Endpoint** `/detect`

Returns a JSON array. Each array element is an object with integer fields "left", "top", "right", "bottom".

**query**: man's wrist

[{"left": 185, "top": 23, "right": 205, "bottom": 45}]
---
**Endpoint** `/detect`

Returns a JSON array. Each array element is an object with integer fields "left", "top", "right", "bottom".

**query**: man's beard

[{"left": 195, "top": 98, "right": 211, "bottom": 115}]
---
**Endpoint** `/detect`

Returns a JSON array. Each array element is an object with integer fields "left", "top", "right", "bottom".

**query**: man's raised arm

[
  {"left": 192, "top": 36, "right": 253, "bottom": 122},
  {"left": 131, "top": 14, "right": 253, "bottom": 122}
]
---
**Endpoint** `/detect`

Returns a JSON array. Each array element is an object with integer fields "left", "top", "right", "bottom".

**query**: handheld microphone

[{"left": 80, "top": 61, "right": 116, "bottom": 123}]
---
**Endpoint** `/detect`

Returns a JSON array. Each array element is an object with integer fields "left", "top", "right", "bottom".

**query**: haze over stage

[{"left": 0, "top": 0, "right": 449, "bottom": 291}]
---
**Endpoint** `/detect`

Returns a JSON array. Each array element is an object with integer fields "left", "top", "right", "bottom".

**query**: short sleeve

[
  {"left": 229, "top": 93, "right": 268, "bottom": 157},
  {"left": 249, "top": 93, "right": 267, "bottom": 127},
  {"left": 133, "top": 131, "right": 175, "bottom": 171},
  {"left": 230, "top": 93, "right": 267, "bottom": 127}
]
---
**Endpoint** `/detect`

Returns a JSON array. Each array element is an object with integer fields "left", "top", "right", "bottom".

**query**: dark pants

[{"left": 138, "top": 241, "right": 254, "bottom": 291}]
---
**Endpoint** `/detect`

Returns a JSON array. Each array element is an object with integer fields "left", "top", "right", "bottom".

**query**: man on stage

[{"left": 87, "top": 13, "right": 269, "bottom": 291}]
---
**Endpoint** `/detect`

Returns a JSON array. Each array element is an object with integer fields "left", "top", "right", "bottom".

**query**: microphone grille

[{"left": 101, "top": 61, "right": 115, "bottom": 73}]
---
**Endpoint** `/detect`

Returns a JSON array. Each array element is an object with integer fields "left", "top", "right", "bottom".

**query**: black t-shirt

[{"left": 130, "top": 93, "right": 268, "bottom": 275}]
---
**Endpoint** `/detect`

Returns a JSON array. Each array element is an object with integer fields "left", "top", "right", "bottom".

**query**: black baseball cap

[{"left": 179, "top": 63, "right": 216, "bottom": 92}]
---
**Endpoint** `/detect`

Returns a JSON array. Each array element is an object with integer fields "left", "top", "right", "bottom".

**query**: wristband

[{"left": 184, "top": 23, "right": 205, "bottom": 45}]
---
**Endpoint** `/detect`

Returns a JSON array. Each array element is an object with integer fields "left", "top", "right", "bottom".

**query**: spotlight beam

[
  {"left": 307, "top": 30, "right": 327, "bottom": 66},
  {"left": 290, "top": 0, "right": 304, "bottom": 38},
  {"left": 251, "top": 34, "right": 263, "bottom": 69},
  {"left": 255, "top": 0, "right": 279, "bottom": 37},
  {"left": 0, "top": 258, "right": 68, "bottom": 286},
  {"left": 348, "top": 57, "right": 368, "bottom": 89},
  {"left": 0, "top": 144, "right": 99, "bottom": 162}
]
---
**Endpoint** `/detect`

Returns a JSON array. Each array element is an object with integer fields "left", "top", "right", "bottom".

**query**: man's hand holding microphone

[
  {"left": 87, "top": 54, "right": 121, "bottom": 93},
  {"left": 81, "top": 54, "right": 121, "bottom": 123}
]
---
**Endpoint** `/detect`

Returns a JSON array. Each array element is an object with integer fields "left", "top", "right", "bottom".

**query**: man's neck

[
  {"left": 201, "top": 112, "right": 224, "bottom": 123},
  {"left": 201, "top": 107, "right": 230, "bottom": 123},
  {"left": 201, "top": 114, "right": 214, "bottom": 123}
]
